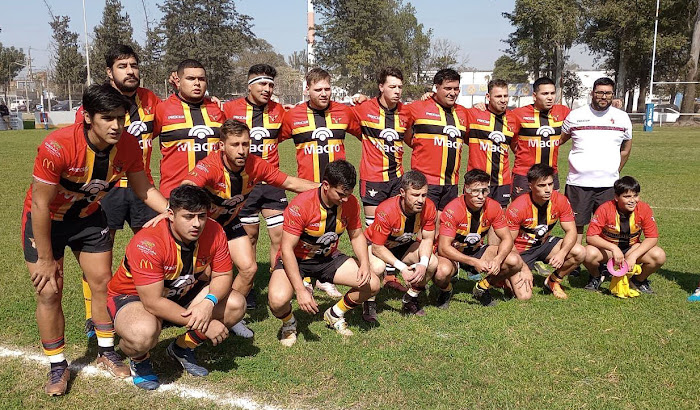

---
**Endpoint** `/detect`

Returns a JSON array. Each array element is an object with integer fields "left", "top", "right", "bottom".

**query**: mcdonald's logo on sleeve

[
  {"left": 42, "top": 158, "right": 55, "bottom": 171},
  {"left": 139, "top": 259, "right": 154, "bottom": 270}
]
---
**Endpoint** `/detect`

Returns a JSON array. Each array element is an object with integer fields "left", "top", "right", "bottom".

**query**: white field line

[
  {"left": 651, "top": 206, "right": 700, "bottom": 212},
  {"left": 0, "top": 346, "right": 285, "bottom": 410}
]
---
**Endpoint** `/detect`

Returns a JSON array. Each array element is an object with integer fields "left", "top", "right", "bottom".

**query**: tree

[
  {"left": 429, "top": 38, "right": 469, "bottom": 71},
  {"left": 0, "top": 44, "right": 26, "bottom": 103},
  {"left": 89, "top": 0, "right": 138, "bottom": 83},
  {"left": 491, "top": 55, "right": 529, "bottom": 84},
  {"left": 48, "top": 14, "right": 86, "bottom": 98},
  {"left": 680, "top": 0, "right": 700, "bottom": 124},
  {"left": 561, "top": 70, "right": 583, "bottom": 107},
  {"left": 159, "top": 0, "right": 255, "bottom": 95},
  {"left": 229, "top": 38, "right": 286, "bottom": 97},
  {"left": 287, "top": 50, "right": 309, "bottom": 73}
]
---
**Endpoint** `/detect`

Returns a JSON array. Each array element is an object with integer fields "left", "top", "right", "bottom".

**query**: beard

[{"left": 114, "top": 76, "right": 139, "bottom": 93}]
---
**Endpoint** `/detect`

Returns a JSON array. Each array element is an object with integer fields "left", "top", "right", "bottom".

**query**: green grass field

[{"left": 0, "top": 126, "right": 699, "bottom": 409}]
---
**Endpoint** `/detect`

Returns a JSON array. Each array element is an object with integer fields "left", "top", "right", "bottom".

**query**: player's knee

[
  {"left": 122, "top": 323, "right": 160, "bottom": 352},
  {"left": 584, "top": 245, "right": 602, "bottom": 264},
  {"left": 86, "top": 272, "right": 111, "bottom": 294},
  {"left": 369, "top": 274, "right": 381, "bottom": 295},
  {"left": 36, "top": 288, "right": 62, "bottom": 306},
  {"left": 434, "top": 260, "right": 454, "bottom": 284},
  {"left": 237, "top": 261, "right": 258, "bottom": 280},
  {"left": 515, "top": 289, "right": 532, "bottom": 301},
  {"left": 224, "top": 291, "right": 246, "bottom": 326},
  {"left": 369, "top": 258, "right": 386, "bottom": 276},
  {"left": 650, "top": 247, "right": 666, "bottom": 266},
  {"left": 267, "top": 288, "right": 290, "bottom": 312},
  {"left": 571, "top": 244, "right": 586, "bottom": 263},
  {"left": 504, "top": 253, "right": 521, "bottom": 272}
]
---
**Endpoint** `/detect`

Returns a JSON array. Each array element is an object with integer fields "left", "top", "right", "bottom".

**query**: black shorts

[
  {"left": 427, "top": 184, "right": 459, "bottom": 211},
  {"left": 520, "top": 236, "right": 563, "bottom": 269},
  {"left": 389, "top": 242, "right": 415, "bottom": 260},
  {"left": 564, "top": 185, "right": 614, "bottom": 227},
  {"left": 489, "top": 184, "right": 512, "bottom": 208},
  {"left": 360, "top": 178, "right": 402, "bottom": 207},
  {"left": 223, "top": 217, "right": 247, "bottom": 241},
  {"left": 22, "top": 210, "right": 112, "bottom": 263},
  {"left": 512, "top": 173, "right": 560, "bottom": 200},
  {"left": 454, "top": 245, "right": 490, "bottom": 276},
  {"left": 100, "top": 186, "right": 159, "bottom": 230},
  {"left": 273, "top": 251, "right": 351, "bottom": 283},
  {"left": 107, "top": 280, "right": 207, "bottom": 324},
  {"left": 238, "top": 183, "right": 288, "bottom": 222}
]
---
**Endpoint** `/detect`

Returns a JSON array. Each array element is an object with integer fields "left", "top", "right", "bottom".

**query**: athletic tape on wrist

[
  {"left": 418, "top": 255, "right": 429, "bottom": 267},
  {"left": 393, "top": 260, "right": 408, "bottom": 271},
  {"left": 204, "top": 294, "right": 218, "bottom": 305}
]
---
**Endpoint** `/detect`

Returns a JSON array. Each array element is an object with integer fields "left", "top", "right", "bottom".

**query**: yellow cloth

[{"left": 609, "top": 265, "right": 643, "bottom": 298}]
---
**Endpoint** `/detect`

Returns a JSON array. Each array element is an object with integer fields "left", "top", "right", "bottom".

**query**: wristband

[
  {"left": 418, "top": 256, "right": 429, "bottom": 267},
  {"left": 393, "top": 260, "right": 408, "bottom": 271},
  {"left": 204, "top": 294, "right": 218, "bottom": 306}
]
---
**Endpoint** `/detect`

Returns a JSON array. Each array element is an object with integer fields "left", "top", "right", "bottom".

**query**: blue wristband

[{"left": 204, "top": 294, "right": 218, "bottom": 306}]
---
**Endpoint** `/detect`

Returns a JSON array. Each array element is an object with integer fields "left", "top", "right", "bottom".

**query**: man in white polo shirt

[{"left": 561, "top": 77, "right": 633, "bottom": 245}]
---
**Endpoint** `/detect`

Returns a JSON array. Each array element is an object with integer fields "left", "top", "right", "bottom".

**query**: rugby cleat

[
  {"left": 362, "top": 301, "right": 378, "bottom": 323},
  {"left": 231, "top": 320, "right": 254, "bottom": 339},
  {"left": 323, "top": 308, "right": 353, "bottom": 337},
  {"left": 533, "top": 261, "right": 552, "bottom": 276},
  {"left": 96, "top": 350, "right": 131, "bottom": 378},
  {"left": 688, "top": 287, "right": 700, "bottom": 302},
  {"left": 630, "top": 278, "right": 654, "bottom": 294},
  {"left": 544, "top": 275, "right": 568, "bottom": 299},
  {"left": 245, "top": 288, "right": 257, "bottom": 310},
  {"left": 472, "top": 285, "right": 498, "bottom": 307},
  {"left": 315, "top": 280, "right": 343, "bottom": 298},
  {"left": 436, "top": 288, "right": 453, "bottom": 309},
  {"left": 84, "top": 318, "right": 96, "bottom": 339},
  {"left": 167, "top": 342, "right": 209, "bottom": 377},
  {"left": 279, "top": 322, "right": 298, "bottom": 347},
  {"left": 584, "top": 275, "right": 603, "bottom": 292},
  {"left": 45, "top": 365, "right": 70, "bottom": 396},
  {"left": 384, "top": 275, "right": 408, "bottom": 293},
  {"left": 401, "top": 297, "right": 426, "bottom": 316},
  {"left": 129, "top": 358, "right": 160, "bottom": 391}
]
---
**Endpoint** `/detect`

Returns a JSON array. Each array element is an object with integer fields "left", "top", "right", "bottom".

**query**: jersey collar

[{"left": 82, "top": 125, "right": 115, "bottom": 157}]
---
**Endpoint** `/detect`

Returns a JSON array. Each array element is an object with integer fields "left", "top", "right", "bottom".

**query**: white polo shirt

[{"left": 563, "top": 105, "right": 632, "bottom": 188}]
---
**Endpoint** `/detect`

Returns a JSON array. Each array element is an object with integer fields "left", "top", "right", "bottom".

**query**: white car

[{"left": 653, "top": 105, "right": 680, "bottom": 123}]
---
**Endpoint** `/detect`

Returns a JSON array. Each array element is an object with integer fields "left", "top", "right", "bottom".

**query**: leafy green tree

[
  {"left": 89, "top": 0, "right": 139, "bottom": 83},
  {"left": 0, "top": 44, "right": 26, "bottom": 102},
  {"left": 561, "top": 70, "right": 582, "bottom": 107},
  {"left": 229, "top": 39, "right": 287, "bottom": 96},
  {"left": 48, "top": 14, "right": 86, "bottom": 97},
  {"left": 680, "top": 0, "right": 700, "bottom": 123},
  {"left": 491, "top": 55, "right": 529, "bottom": 84}
]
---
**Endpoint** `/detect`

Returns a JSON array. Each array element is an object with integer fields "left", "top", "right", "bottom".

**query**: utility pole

[{"left": 306, "top": 0, "right": 315, "bottom": 69}]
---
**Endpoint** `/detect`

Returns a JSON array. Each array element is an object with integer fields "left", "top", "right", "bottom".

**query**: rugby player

[
  {"left": 267, "top": 160, "right": 379, "bottom": 346},
  {"left": 279, "top": 67, "right": 362, "bottom": 297},
  {"left": 510, "top": 77, "right": 571, "bottom": 199},
  {"left": 183, "top": 120, "right": 318, "bottom": 337},
  {"left": 506, "top": 164, "right": 585, "bottom": 299},
  {"left": 108, "top": 185, "right": 245, "bottom": 390},
  {"left": 153, "top": 59, "right": 225, "bottom": 198},
  {"left": 23, "top": 84, "right": 168, "bottom": 395},
  {"left": 353, "top": 66, "right": 411, "bottom": 293},
  {"left": 435, "top": 170, "right": 525, "bottom": 307},
  {"left": 363, "top": 170, "right": 439, "bottom": 320},
  {"left": 583, "top": 176, "right": 665, "bottom": 293}
]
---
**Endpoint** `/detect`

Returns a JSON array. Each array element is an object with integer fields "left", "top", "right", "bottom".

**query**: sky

[{"left": 1, "top": 0, "right": 597, "bottom": 75}]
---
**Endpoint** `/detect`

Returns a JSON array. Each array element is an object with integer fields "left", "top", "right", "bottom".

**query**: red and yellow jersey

[
  {"left": 465, "top": 108, "right": 516, "bottom": 186},
  {"left": 108, "top": 218, "right": 232, "bottom": 300},
  {"left": 75, "top": 87, "right": 160, "bottom": 186},
  {"left": 184, "top": 151, "right": 287, "bottom": 228},
  {"left": 364, "top": 195, "right": 436, "bottom": 248},
  {"left": 352, "top": 98, "right": 408, "bottom": 182},
  {"left": 405, "top": 98, "right": 468, "bottom": 186},
  {"left": 440, "top": 196, "right": 507, "bottom": 254},
  {"left": 23, "top": 123, "right": 144, "bottom": 222},
  {"left": 154, "top": 94, "right": 225, "bottom": 197},
  {"left": 506, "top": 191, "right": 575, "bottom": 252},
  {"left": 279, "top": 101, "right": 361, "bottom": 182},
  {"left": 222, "top": 97, "right": 285, "bottom": 169},
  {"left": 283, "top": 188, "right": 362, "bottom": 261},
  {"left": 511, "top": 104, "right": 570, "bottom": 176},
  {"left": 587, "top": 200, "right": 658, "bottom": 248}
]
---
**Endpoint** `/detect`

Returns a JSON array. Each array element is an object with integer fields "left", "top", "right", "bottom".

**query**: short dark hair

[
  {"left": 322, "top": 160, "right": 356, "bottom": 190},
  {"left": 614, "top": 176, "right": 641, "bottom": 196},
  {"left": 177, "top": 59, "right": 206, "bottom": 77},
  {"left": 219, "top": 119, "right": 250, "bottom": 141},
  {"left": 463, "top": 169, "right": 491, "bottom": 187},
  {"left": 248, "top": 64, "right": 277, "bottom": 78},
  {"left": 533, "top": 77, "right": 555, "bottom": 92},
  {"left": 593, "top": 77, "right": 616, "bottom": 92},
  {"left": 433, "top": 68, "right": 461, "bottom": 85},
  {"left": 105, "top": 44, "right": 139, "bottom": 68},
  {"left": 378, "top": 67, "right": 403, "bottom": 84},
  {"left": 526, "top": 164, "right": 555, "bottom": 183},
  {"left": 488, "top": 79, "right": 508, "bottom": 94},
  {"left": 169, "top": 185, "right": 211, "bottom": 213},
  {"left": 306, "top": 68, "right": 331, "bottom": 87},
  {"left": 400, "top": 170, "right": 427, "bottom": 191},
  {"left": 82, "top": 83, "right": 130, "bottom": 119}
]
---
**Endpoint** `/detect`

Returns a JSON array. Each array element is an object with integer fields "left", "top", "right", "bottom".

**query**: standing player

[
  {"left": 267, "top": 160, "right": 380, "bottom": 346},
  {"left": 279, "top": 68, "right": 362, "bottom": 297},
  {"left": 108, "top": 185, "right": 246, "bottom": 390},
  {"left": 23, "top": 84, "right": 168, "bottom": 396},
  {"left": 353, "top": 66, "right": 411, "bottom": 293},
  {"left": 363, "top": 171, "right": 439, "bottom": 320},
  {"left": 405, "top": 68, "right": 468, "bottom": 214},
  {"left": 435, "top": 170, "right": 525, "bottom": 307},
  {"left": 510, "top": 77, "right": 571, "bottom": 199},
  {"left": 183, "top": 120, "right": 318, "bottom": 336},
  {"left": 583, "top": 176, "right": 665, "bottom": 293},
  {"left": 154, "top": 59, "right": 225, "bottom": 198},
  {"left": 506, "top": 164, "right": 585, "bottom": 299}
]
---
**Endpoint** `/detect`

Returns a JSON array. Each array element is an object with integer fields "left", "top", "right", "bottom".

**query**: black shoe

[
  {"left": 401, "top": 295, "right": 426, "bottom": 316},
  {"left": 631, "top": 278, "right": 654, "bottom": 294},
  {"left": 569, "top": 267, "right": 581, "bottom": 278},
  {"left": 472, "top": 285, "right": 498, "bottom": 307},
  {"left": 362, "top": 301, "right": 378, "bottom": 323},
  {"left": 167, "top": 342, "right": 209, "bottom": 377},
  {"left": 436, "top": 289, "right": 453, "bottom": 309},
  {"left": 246, "top": 288, "right": 257, "bottom": 310},
  {"left": 584, "top": 275, "right": 603, "bottom": 291}
]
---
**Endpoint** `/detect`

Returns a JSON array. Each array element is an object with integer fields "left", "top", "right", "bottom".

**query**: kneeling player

[
  {"left": 436, "top": 170, "right": 525, "bottom": 307},
  {"left": 583, "top": 176, "right": 665, "bottom": 293},
  {"left": 268, "top": 160, "right": 380, "bottom": 346},
  {"left": 364, "top": 170, "right": 439, "bottom": 320},
  {"left": 107, "top": 185, "right": 245, "bottom": 390},
  {"left": 506, "top": 164, "right": 585, "bottom": 299}
]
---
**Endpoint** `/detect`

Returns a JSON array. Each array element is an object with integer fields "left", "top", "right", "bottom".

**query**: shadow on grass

[{"left": 657, "top": 268, "right": 700, "bottom": 293}]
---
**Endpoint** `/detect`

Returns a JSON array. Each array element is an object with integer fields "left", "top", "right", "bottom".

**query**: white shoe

[
  {"left": 303, "top": 280, "right": 314, "bottom": 294},
  {"left": 323, "top": 308, "right": 353, "bottom": 337},
  {"left": 315, "top": 280, "right": 342, "bottom": 298},
  {"left": 231, "top": 320, "right": 254, "bottom": 339},
  {"left": 279, "top": 322, "right": 297, "bottom": 347}
]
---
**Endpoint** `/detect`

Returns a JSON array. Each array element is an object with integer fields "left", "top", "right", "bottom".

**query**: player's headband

[{"left": 248, "top": 76, "right": 275, "bottom": 86}]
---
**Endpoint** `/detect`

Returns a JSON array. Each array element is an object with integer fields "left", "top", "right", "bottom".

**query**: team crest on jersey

[
  {"left": 536, "top": 126, "right": 556, "bottom": 138},
  {"left": 379, "top": 128, "right": 400, "bottom": 142},
  {"left": 44, "top": 141, "right": 62, "bottom": 157},
  {"left": 208, "top": 113, "right": 221, "bottom": 122},
  {"left": 316, "top": 232, "right": 339, "bottom": 246},
  {"left": 113, "top": 160, "right": 125, "bottom": 174},
  {"left": 311, "top": 127, "right": 333, "bottom": 141},
  {"left": 128, "top": 120, "right": 147, "bottom": 136},
  {"left": 250, "top": 126, "right": 270, "bottom": 141},
  {"left": 288, "top": 205, "right": 302, "bottom": 217},
  {"left": 189, "top": 125, "right": 215, "bottom": 139},
  {"left": 269, "top": 114, "right": 279, "bottom": 122},
  {"left": 331, "top": 116, "right": 343, "bottom": 124},
  {"left": 143, "top": 107, "right": 152, "bottom": 115},
  {"left": 196, "top": 257, "right": 211, "bottom": 267},
  {"left": 488, "top": 131, "right": 506, "bottom": 144}
]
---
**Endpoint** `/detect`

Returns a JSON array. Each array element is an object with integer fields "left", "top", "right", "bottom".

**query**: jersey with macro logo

[
  {"left": 107, "top": 218, "right": 232, "bottom": 300},
  {"left": 587, "top": 200, "right": 658, "bottom": 249},
  {"left": 440, "top": 196, "right": 507, "bottom": 254},
  {"left": 506, "top": 190, "right": 574, "bottom": 252},
  {"left": 184, "top": 151, "right": 288, "bottom": 229},
  {"left": 75, "top": 87, "right": 161, "bottom": 186},
  {"left": 222, "top": 97, "right": 285, "bottom": 169},
  {"left": 511, "top": 104, "right": 570, "bottom": 176},
  {"left": 154, "top": 94, "right": 225, "bottom": 197},
  {"left": 23, "top": 122, "right": 144, "bottom": 222},
  {"left": 352, "top": 98, "right": 409, "bottom": 182},
  {"left": 364, "top": 196, "right": 436, "bottom": 248},
  {"left": 405, "top": 98, "right": 469, "bottom": 186},
  {"left": 465, "top": 108, "right": 516, "bottom": 186},
  {"left": 279, "top": 101, "right": 361, "bottom": 182},
  {"left": 283, "top": 188, "right": 362, "bottom": 261}
]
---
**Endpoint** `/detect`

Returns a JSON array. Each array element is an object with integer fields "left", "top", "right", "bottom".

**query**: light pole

[{"left": 644, "top": 0, "right": 660, "bottom": 132}]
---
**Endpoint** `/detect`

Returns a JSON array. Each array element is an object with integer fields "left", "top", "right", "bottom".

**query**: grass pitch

[{"left": 0, "top": 126, "right": 699, "bottom": 409}]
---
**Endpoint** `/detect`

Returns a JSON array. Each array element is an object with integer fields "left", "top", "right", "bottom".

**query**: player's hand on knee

[
  {"left": 400, "top": 266, "right": 417, "bottom": 284},
  {"left": 32, "top": 258, "right": 61, "bottom": 294},
  {"left": 549, "top": 252, "right": 566, "bottom": 270},
  {"left": 487, "top": 259, "right": 500, "bottom": 276},
  {"left": 472, "top": 259, "right": 490, "bottom": 274},
  {"left": 182, "top": 300, "right": 215, "bottom": 333},
  {"left": 204, "top": 319, "right": 228, "bottom": 346},
  {"left": 410, "top": 264, "right": 427, "bottom": 285},
  {"left": 297, "top": 291, "right": 318, "bottom": 314},
  {"left": 357, "top": 264, "right": 371, "bottom": 287}
]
